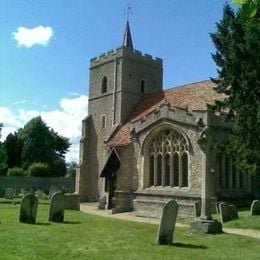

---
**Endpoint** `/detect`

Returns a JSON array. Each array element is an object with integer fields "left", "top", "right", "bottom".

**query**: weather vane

[{"left": 124, "top": 2, "right": 133, "bottom": 21}]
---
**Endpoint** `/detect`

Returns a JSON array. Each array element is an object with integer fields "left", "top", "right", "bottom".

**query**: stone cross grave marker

[
  {"left": 250, "top": 200, "right": 260, "bottom": 216},
  {"left": 156, "top": 200, "right": 178, "bottom": 245},
  {"left": 19, "top": 193, "right": 38, "bottom": 224},
  {"left": 5, "top": 188, "right": 14, "bottom": 199},
  {"left": 219, "top": 202, "right": 239, "bottom": 223},
  {"left": 48, "top": 192, "right": 65, "bottom": 222}
]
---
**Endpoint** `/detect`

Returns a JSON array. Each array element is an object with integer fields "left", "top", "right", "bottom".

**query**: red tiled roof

[{"left": 106, "top": 80, "right": 225, "bottom": 147}]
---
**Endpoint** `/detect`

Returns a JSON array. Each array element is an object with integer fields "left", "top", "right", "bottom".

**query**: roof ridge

[{"left": 164, "top": 79, "right": 212, "bottom": 92}]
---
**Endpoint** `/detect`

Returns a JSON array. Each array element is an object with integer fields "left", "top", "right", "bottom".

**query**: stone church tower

[
  {"left": 76, "top": 22, "right": 163, "bottom": 201},
  {"left": 76, "top": 21, "right": 253, "bottom": 218}
]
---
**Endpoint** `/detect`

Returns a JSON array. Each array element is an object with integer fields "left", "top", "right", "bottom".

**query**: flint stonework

[
  {"left": 156, "top": 200, "right": 178, "bottom": 245},
  {"left": 49, "top": 192, "right": 65, "bottom": 222},
  {"left": 19, "top": 193, "right": 38, "bottom": 224}
]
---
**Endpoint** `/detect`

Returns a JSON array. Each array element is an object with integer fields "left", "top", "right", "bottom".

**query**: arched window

[
  {"left": 148, "top": 128, "right": 189, "bottom": 188},
  {"left": 182, "top": 152, "right": 189, "bottom": 187},
  {"left": 141, "top": 80, "right": 145, "bottom": 94},
  {"left": 157, "top": 154, "right": 162, "bottom": 186},
  {"left": 173, "top": 153, "right": 179, "bottom": 186},
  {"left": 101, "top": 76, "right": 108, "bottom": 93},
  {"left": 165, "top": 153, "right": 170, "bottom": 186}
]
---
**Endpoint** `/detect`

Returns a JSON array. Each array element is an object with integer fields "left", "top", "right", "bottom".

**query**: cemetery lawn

[{"left": 0, "top": 203, "right": 260, "bottom": 260}]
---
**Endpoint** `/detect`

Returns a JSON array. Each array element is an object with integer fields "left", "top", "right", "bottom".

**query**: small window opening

[
  {"left": 141, "top": 80, "right": 145, "bottom": 94},
  {"left": 101, "top": 115, "right": 106, "bottom": 128},
  {"left": 102, "top": 77, "right": 108, "bottom": 93}
]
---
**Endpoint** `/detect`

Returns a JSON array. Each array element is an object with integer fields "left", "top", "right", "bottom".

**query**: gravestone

[
  {"left": 5, "top": 188, "right": 14, "bottom": 199},
  {"left": 219, "top": 202, "right": 239, "bottom": 223},
  {"left": 64, "top": 193, "right": 80, "bottom": 210},
  {"left": 19, "top": 193, "right": 38, "bottom": 224},
  {"left": 215, "top": 202, "right": 223, "bottom": 215},
  {"left": 98, "top": 195, "right": 107, "bottom": 210},
  {"left": 156, "top": 200, "right": 178, "bottom": 245},
  {"left": 49, "top": 186, "right": 57, "bottom": 199},
  {"left": 48, "top": 192, "right": 65, "bottom": 222},
  {"left": 35, "top": 190, "right": 44, "bottom": 199},
  {"left": 229, "top": 204, "right": 239, "bottom": 219},
  {"left": 250, "top": 200, "right": 260, "bottom": 216}
]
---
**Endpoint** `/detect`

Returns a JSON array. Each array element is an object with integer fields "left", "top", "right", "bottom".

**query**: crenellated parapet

[{"left": 90, "top": 46, "right": 163, "bottom": 69}]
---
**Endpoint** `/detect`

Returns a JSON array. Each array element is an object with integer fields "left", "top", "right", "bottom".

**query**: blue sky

[{"left": 0, "top": 0, "right": 236, "bottom": 162}]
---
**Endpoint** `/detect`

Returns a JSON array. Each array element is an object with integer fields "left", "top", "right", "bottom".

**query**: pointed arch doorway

[{"left": 100, "top": 149, "right": 121, "bottom": 209}]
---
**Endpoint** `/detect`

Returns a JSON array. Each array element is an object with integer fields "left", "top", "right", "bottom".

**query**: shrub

[
  {"left": 27, "top": 162, "right": 49, "bottom": 177},
  {"left": 7, "top": 167, "right": 25, "bottom": 176}
]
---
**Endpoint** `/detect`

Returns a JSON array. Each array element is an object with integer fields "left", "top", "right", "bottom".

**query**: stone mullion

[{"left": 162, "top": 154, "right": 165, "bottom": 186}]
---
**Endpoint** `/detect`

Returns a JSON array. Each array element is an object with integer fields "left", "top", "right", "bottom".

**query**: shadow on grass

[
  {"left": 171, "top": 242, "right": 207, "bottom": 249},
  {"left": 36, "top": 222, "right": 51, "bottom": 226},
  {"left": 62, "top": 221, "right": 81, "bottom": 225}
]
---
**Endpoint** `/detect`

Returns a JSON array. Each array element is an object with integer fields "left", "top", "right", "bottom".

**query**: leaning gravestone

[
  {"left": 156, "top": 200, "right": 178, "bottom": 245},
  {"left": 219, "top": 202, "right": 239, "bottom": 223},
  {"left": 48, "top": 192, "right": 65, "bottom": 222},
  {"left": 5, "top": 188, "right": 14, "bottom": 199},
  {"left": 250, "top": 200, "right": 260, "bottom": 216},
  {"left": 19, "top": 193, "right": 38, "bottom": 224}
]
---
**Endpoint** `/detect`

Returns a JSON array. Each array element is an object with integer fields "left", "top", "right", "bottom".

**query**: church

[{"left": 76, "top": 22, "right": 252, "bottom": 219}]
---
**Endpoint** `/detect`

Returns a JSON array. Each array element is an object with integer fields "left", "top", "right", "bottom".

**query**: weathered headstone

[
  {"left": 49, "top": 186, "right": 57, "bottom": 199},
  {"left": 229, "top": 204, "right": 238, "bottom": 220},
  {"left": 215, "top": 202, "right": 223, "bottom": 215},
  {"left": 219, "top": 202, "right": 239, "bottom": 223},
  {"left": 19, "top": 193, "right": 38, "bottom": 224},
  {"left": 250, "top": 200, "right": 260, "bottom": 216},
  {"left": 64, "top": 193, "right": 80, "bottom": 210},
  {"left": 156, "top": 200, "right": 178, "bottom": 245},
  {"left": 98, "top": 195, "right": 107, "bottom": 210},
  {"left": 35, "top": 189, "right": 44, "bottom": 199},
  {"left": 48, "top": 192, "right": 65, "bottom": 222},
  {"left": 5, "top": 188, "right": 14, "bottom": 199}
]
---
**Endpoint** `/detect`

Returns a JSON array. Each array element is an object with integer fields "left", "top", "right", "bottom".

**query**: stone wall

[{"left": 0, "top": 176, "right": 75, "bottom": 195}]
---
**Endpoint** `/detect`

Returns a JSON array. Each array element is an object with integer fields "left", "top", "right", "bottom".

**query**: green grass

[
  {"left": 216, "top": 208, "right": 260, "bottom": 230},
  {"left": 0, "top": 203, "right": 260, "bottom": 260}
]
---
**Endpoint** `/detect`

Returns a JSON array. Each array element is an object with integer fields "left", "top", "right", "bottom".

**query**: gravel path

[{"left": 80, "top": 203, "right": 260, "bottom": 239}]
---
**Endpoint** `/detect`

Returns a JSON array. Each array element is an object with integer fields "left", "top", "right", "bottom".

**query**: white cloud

[
  {"left": 12, "top": 26, "right": 53, "bottom": 48},
  {"left": 0, "top": 95, "right": 88, "bottom": 162}
]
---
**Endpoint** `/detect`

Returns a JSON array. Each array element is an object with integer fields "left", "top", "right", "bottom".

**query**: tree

[
  {"left": 2, "top": 116, "right": 70, "bottom": 177},
  {"left": 0, "top": 123, "right": 8, "bottom": 175},
  {"left": 232, "top": 0, "right": 259, "bottom": 17},
  {"left": 210, "top": 3, "right": 260, "bottom": 175}
]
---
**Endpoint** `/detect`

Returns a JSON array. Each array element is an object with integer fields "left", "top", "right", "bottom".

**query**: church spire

[{"left": 122, "top": 21, "right": 133, "bottom": 50}]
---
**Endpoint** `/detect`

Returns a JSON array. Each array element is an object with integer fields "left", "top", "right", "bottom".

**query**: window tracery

[{"left": 148, "top": 128, "right": 189, "bottom": 188}]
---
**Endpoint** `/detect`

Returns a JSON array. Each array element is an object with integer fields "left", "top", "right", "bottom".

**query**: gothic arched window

[
  {"left": 148, "top": 128, "right": 189, "bottom": 188},
  {"left": 101, "top": 76, "right": 108, "bottom": 93}
]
